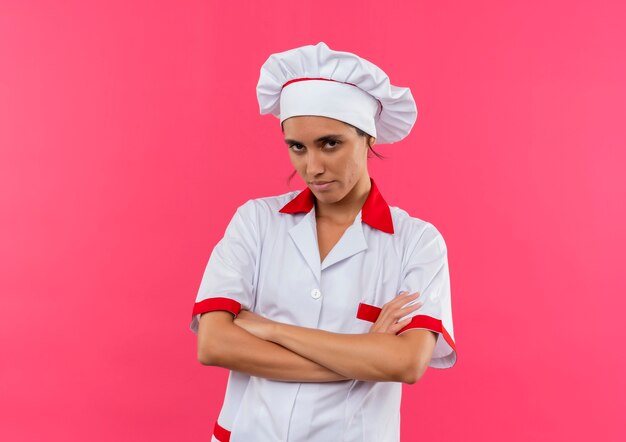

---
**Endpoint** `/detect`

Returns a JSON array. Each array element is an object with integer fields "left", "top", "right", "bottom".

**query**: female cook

[{"left": 190, "top": 41, "right": 457, "bottom": 442}]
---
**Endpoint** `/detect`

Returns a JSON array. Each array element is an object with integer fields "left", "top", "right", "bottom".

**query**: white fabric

[
  {"left": 256, "top": 41, "right": 418, "bottom": 144},
  {"left": 191, "top": 188, "right": 456, "bottom": 442},
  {"left": 279, "top": 79, "right": 380, "bottom": 140}
]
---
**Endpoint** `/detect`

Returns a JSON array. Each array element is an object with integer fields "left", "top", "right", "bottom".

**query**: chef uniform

[{"left": 190, "top": 42, "right": 457, "bottom": 442}]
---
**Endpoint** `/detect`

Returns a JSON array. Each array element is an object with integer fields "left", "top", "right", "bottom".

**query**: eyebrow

[{"left": 284, "top": 134, "right": 344, "bottom": 145}]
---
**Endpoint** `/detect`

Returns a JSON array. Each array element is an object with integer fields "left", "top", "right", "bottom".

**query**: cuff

[{"left": 190, "top": 297, "right": 243, "bottom": 335}]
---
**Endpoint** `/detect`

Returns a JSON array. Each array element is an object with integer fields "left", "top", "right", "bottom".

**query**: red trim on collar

[{"left": 278, "top": 177, "right": 394, "bottom": 234}]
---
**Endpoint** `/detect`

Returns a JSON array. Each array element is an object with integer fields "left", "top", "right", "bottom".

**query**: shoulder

[
  {"left": 249, "top": 190, "right": 301, "bottom": 212},
  {"left": 231, "top": 190, "right": 302, "bottom": 225},
  {"left": 389, "top": 205, "right": 448, "bottom": 255},
  {"left": 221, "top": 191, "right": 301, "bottom": 242},
  {"left": 236, "top": 190, "right": 300, "bottom": 214}
]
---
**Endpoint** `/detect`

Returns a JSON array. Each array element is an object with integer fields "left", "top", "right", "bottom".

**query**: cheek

[
  {"left": 345, "top": 147, "right": 367, "bottom": 172},
  {"left": 288, "top": 153, "right": 304, "bottom": 170},
  {"left": 339, "top": 155, "right": 363, "bottom": 183}
]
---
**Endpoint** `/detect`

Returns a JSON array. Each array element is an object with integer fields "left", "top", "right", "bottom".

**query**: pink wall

[{"left": 1, "top": 1, "right": 624, "bottom": 440}]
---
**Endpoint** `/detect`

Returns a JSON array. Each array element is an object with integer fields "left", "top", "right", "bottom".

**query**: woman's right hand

[{"left": 368, "top": 291, "right": 422, "bottom": 334}]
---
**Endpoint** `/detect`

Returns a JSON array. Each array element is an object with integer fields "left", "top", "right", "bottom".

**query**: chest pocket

[
  {"left": 254, "top": 217, "right": 402, "bottom": 331},
  {"left": 321, "top": 248, "right": 403, "bottom": 333},
  {"left": 353, "top": 247, "right": 404, "bottom": 329}
]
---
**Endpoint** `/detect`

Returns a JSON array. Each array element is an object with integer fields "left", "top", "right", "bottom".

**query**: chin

[{"left": 315, "top": 190, "right": 345, "bottom": 205}]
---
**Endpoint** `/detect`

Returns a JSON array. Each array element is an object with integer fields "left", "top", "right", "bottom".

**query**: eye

[
  {"left": 287, "top": 139, "right": 341, "bottom": 153},
  {"left": 325, "top": 140, "right": 340, "bottom": 149},
  {"left": 289, "top": 143, "right": 305, "bottom": 153}
]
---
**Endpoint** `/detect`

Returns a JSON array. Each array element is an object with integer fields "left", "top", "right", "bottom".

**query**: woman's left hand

[
  {"left": 234, "top": 310, "right": 277, "bottom": 341},
  {"left": 369, "top": 291, "right": 422, "bottom": 334}
]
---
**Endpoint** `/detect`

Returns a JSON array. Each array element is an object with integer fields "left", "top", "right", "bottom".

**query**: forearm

[
  {"left": 268, "top": 323, "right": 415, "bottom": 382},
  {"left": 197, "top": 312, "right": 350, "bottom": 382}
]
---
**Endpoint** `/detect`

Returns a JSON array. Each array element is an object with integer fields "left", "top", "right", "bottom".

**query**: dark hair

[{"left": 281, "top": 120, "right": 387, "bottom": 187}]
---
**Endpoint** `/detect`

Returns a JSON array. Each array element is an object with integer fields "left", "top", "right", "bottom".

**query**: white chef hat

[{"left": 256, "top": 42, "right": 417, "bottom": 145}]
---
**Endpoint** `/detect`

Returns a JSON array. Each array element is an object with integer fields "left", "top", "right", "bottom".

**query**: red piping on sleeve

[
  {"left": 192, "top": 297, "right": 242, "bottom": 317},
  {"left": 213, "top": 421, "right": 231, "bottom": 442},
  {"left": 356, "top": 302, "right": 456, "bottom": 352}
]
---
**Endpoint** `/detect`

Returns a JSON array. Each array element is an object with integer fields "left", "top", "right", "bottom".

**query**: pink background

[{"left": 1, "top": 1, "right": 625, "bottom": 440}]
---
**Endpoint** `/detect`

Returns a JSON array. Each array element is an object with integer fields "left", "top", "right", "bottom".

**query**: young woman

[{"left": 190, "top": 42, "right": 457, "bottom": 442}]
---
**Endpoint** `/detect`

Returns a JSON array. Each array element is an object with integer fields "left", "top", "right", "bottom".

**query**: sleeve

[
  {"left": 396, "top": 222, "right": 457, "bottom": 369},
  {"left": 189, "top": 199, "right": 259, "bottom": 335}
]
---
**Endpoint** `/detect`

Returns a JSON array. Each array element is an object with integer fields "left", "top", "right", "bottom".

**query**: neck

[{"left": 315, "top": 175, "right": 372, "bottom": 225}]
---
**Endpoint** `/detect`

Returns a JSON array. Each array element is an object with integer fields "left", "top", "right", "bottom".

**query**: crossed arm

[{"left": 196, "top": 291, "right": 438, "bottom": 384}]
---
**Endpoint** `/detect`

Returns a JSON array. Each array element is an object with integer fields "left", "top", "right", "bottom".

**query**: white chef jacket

[{"left": 190, "top": 177, "right": 457, "bottom": 442}]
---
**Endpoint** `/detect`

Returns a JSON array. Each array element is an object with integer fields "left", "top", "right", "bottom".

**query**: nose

[{"left": 306, "top": 148, "right": 325, "bottom": 176}]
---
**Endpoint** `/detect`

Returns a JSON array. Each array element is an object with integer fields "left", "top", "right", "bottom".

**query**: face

[{"left": 282, "top": 116, "right": 373, "bottom": 205}]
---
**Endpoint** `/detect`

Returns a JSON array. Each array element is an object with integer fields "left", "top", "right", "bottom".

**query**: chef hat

[{"left": 256, "top": 42, "right": 417, "bottom": 145}]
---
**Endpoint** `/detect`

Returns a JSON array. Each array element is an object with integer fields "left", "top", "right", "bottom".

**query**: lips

[{"left": 310, "top": 180, "right": 335, "bottom": 191}]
